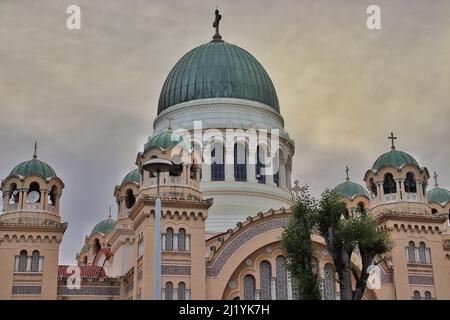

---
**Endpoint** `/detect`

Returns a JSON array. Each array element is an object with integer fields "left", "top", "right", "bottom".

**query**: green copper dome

[
  {"left": 10, "top": 158, "right": 57, "bottom": 179},
  {"left": 91, "top": 218, "right": 116, "bottom": 235},
  {"left": 334, "top": 180, "right": 369, "bottom": 199},
  {"left": 122, "top": 169, "right": 140, "bottom": 185},
  {"left": 372, "top": 149, "right": 420, "bottom": 171},
  {"left": 144, "top": 131, "right": 192, "bottom": 153},
  {"left": 428, "top": 187, "right": 450, "bottom": 205},
  {"left": 158, "top": 41, "right": 280, "bottom": 114}
]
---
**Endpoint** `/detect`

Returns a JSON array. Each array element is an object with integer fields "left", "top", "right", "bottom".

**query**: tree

[
  {"left": 314, "top": 189, "right": 393, "bottom": 300},
  {"left": 281, "top": 187, "right": 322, "bottom": 300}
]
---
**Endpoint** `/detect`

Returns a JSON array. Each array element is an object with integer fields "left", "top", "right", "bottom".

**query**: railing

[
  {"left": 142, "top": 177, "right": 199, "bottom": 189},
  {"left": 404, "top": 193, "right": 418, "bottom": 201}
]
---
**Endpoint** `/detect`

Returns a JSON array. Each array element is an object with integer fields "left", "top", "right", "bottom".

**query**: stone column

[
  {"left": 182, "top": 165, "right": 187, "bottom": 184},
  {"left": 19, "top": 189, "right": 26, "bottom": 210},
  {"left": 186, "top": 165, "right": 191, "bottom": 185},
  {"left": 279, "top": 158, "right": 286, "bottom": 189},
  {"left": 39, "top": 190, "right": 46, "bottom": 211},
  {"left": 186, "top": 235, "right": 191, "bottom": 251},
  {"left": 195, "top": 168, "right": 200, "bottom": 183},
  {"left": 173, "top": 234, "right": 178, "bottom": 251},
  {"left": 377, "top": 183, "right": 382, "bottom": 203},
  {"left": 417, "top": 181, "right": 423, "bottom": 201},
  {"left": 202, "top": 163, "right": 211, "bottom": 182},
  {"left": 3, "top": 192, "right": 10, "bottom": 212},
  {"left": 396, "top": 179, "right": 402, "bottom": 201},
  {"left": 55, "top": 194, "right": 61, "bottom": 215}
]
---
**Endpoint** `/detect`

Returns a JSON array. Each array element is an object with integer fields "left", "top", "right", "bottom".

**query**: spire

[
  {"left": 388, "top": 132, "right": 397, "bottom": 150},
  {"left": 433, "top": 172, "right": 439, "bottom": 188},
  {"left": 33, "top": 141, "right": 38, "bottom": 159},
  {"left": 212, "top": 8, "right": 223, "bottom": 42},
  {"left": 345, "top": 166, "right": 350, "bottom": 181}
]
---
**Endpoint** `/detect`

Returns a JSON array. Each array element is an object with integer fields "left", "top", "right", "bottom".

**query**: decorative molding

[
  {"left": 57, "top": 286, "right": 120, "bottom": 296},
  {"left": 162, "top": 265, "right": 191, "bottom": 275},
  {"left": 12, "top": 286, "right": 42, "bottom": 295},
  {"left": 408, "top": 275, "right": 434, "bottom": 285}
]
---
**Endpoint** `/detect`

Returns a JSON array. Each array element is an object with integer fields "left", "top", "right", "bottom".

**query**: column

[
  {"left": 186, "top": 165, "right": 191, "bottom": 185},
  {"left": 195, "top": 168, "right": 200, "bottom": 183},
  {"left": 3, "top": 192, "right": 10, "bottom": 212},
  {"left": 417, "top": 181, "right": 423, "bottom": 201},
  {"left": 55, "top": 194, "right": 61, "bottom": 215},
  {"left": 247, "top": 161, "right": 257, "bottom": 183},
  {"left": 396, "top": 179, "right": 401, "bottom": 201},
  {"left": 174, "top": 289, "right": 178, "bottom": 301},
  {"left": 271, "top": 277, "right": 277, "bottom": 300},
  {"left": 377, "top": 183, "right": 382, "bottom": 203},
  {"left": 173, "top": 234, "right": 178, "bottom": 251},
  {"left": 162, "top": 234, "right": 166, "bottom": 251},
  {"left": 39, "top": 190, "right": 46, "bottom": 211},
  {"left": 186, "top": 235, "right": 190, "bottom": 252},
  {"left": 255, "top": 289, "right": 260, "bottom": 300},
  {"left": 182, "top": 165, "right": 187, "bottom": 184},
  {"left": 18, "top": 190, "right": 25, "bottom": 210},
  {"left": 279, "top": 160, "right": 286, "bottom": 189}
]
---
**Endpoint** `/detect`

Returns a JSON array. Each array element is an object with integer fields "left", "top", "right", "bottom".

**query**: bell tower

[{"left": 0, "top": 145, "right": 67, "bottom": 299}]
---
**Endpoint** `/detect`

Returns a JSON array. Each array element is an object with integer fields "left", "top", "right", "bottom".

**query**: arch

[
  {"left": 431, "top": 208, "right": 438, "bottom": 214},
  {"left": 243, "top": 275, "right": 256, "bottom": 300},
  {"left": 404, "top": 172, "right": 417, "bottom": 193},
  {"left": 165, "top": 282, "right": 174, "bottom": 300},
  {"left": 27, "top": 182, "right": 41, "bottom": 203},
  {"left": 407, "top": 241, "right": 415, "bottom": 263},
  {"left": 125, "top": 189, "right": 136, "bottom": 209},
  {"left": 166, "top": 228, "right": 174, "bottom": 251},
  {"left": 234, "top": 142, "right": 247, "bottom": 182},
  {"left": 9, "top": 183, "right": 19, "bottom": 204},
  {"left": 178, "top": 282, "right": 186, "bottom": 300},
  {"left": 413, "top": 290, "right": 421, "bottom": 300},
  {"left": 383, "top": 173, "right": 396, "bottom": 194},
  {"left": 424, "top": 291, "right": 431, "bottom": 300},
  {"left": 31, "top": 250, "right": 40, "bottom": 272},
  {"left": 256, "top": 145, "right": 266, "bottom": 184},
  {"left": 357, "top": 202, "right": 365, "bottom": 211},
  {"left": 275, "top": 256, "right": 288, "bottom": 300},
  {"left": 211, "top": 142, "right": 224, "bottom": 181},
  {"left": 94, "top": 238, "right": 101, "bottom": 255},
  {"left": 18, "top": 250, "right": 27, "bottom": 272},
  {"left": 260, "top": 260, "right": 272, "bottom": 300},
  {"left": 323, "top": 263, "right": 336, "bottom": 300}
]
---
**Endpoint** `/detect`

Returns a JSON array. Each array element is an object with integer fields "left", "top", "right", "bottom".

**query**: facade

[{"left": 0, "top": 13, "right": 449, "bottom": 300}]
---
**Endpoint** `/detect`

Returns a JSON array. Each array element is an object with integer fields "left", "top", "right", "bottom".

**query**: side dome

[
  {"left": 428, "top": 187, "right": 450, "bottom": 205},
  {"left": 91, "top": 218, "right": 116, "bottom": 235},
  {"left": 10, "top": 158, "right": 57, "bottom": 179},
  {"left": 122, "top": 169, "right": 140, "bottom": 185},
  {"left": 158, "top": 41, "right": 280, "bottom": 114},
  {"left": 372, "top": 149, "right": 420, "bottom": 171},
  {"left": 144, "top": 131, "right": 192, "bottom": 153},
  {"left": 334, "top": 180, "right": 369, "bottom": 199}
]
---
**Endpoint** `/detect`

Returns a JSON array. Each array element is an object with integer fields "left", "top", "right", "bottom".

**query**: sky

[{"left": 0, "top": 0, "right": 449, "bottom": 264}]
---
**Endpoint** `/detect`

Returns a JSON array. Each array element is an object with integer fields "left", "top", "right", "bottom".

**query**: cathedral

[{"left": 0, "top": 11, "right": 449, "bottom": 300}]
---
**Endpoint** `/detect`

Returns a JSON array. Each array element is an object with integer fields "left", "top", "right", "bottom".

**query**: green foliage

[{"left": 281, "top": 186, "right": 322, "bottom": 300}]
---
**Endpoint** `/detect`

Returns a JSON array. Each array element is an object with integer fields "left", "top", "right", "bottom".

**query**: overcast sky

[{"left": 1, "top": 0, "right": 449, "bottom": 264}]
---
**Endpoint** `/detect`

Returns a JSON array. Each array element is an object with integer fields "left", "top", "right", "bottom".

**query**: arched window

[
  {"left": 407, "top": 241, "right": 415, "bottom": 263},
  {"left": 273, "top": 151, "right": 280, "bottom": 187},
  {"left": 323, "top": 263, "right": 336, "bottom": 300},
  {"left": 404, "top": 172, "right": 417, "bottom": 193},
  {"left": 243, "top": 275, "right": 256, "bottom": 300},
  {"left": 166, "top": 228, "right": 174, "bottom": 251},
  {"left": 18, "top": 250, "right": 27, "bottom": 272},
  {"left": 178, "top": 228, "right": 186, "bottom": 251},
  {"left": 256, "top": 145, "right": 266, "bottom": 184},
  {"left": 31, "top": 250, "right": 40, "bottom": 272},
  {"left": 275, "top": 256, "right": 287, "bottom": 300},
  {"left": 49, "top": 186, "right": 57, "bottom": 206},
  {"left": 383, "top": 173, "right": 396, "bottom": 194},
  {"left": 83, "top": 256, "right": 88, "bottom": 265},
  {"left": 260, "top": 260, "right": 272, "bottom": 300},
  {"left": 431, "top": 208, "right": 438, "bottom": 214},
  {"left": 413, "top": 290, "right": 421, "bottom": 300},
  {"left": 126, "top": 189, "right": 136, "bottom": 209},
  {"left": 424, "top": 291, "right": 431, "bottom": 300},
  {"left": 28, "top": 182, "right": 41, "bottom": 203},
  {"left": 94, "top": 239, "right": 101, "bottom": 255},
  {"left": 178, "top": 282, "right": 186, "bottom": 300},
  {"left": 234, "top": 143, "right": 247, "bottom": 182},
  {"left": 165, "top": 282, "right": 173, "bottom": 300},
  {"left": 418, "top": 242, "right": 427, "bottom": 263},
  {"left": 211, "top": 143, "right": 224, "bottom": 181},
  {"left": 369, "top": 178, "right": 377, "bottom": 197},
  {"left": 357, "top": 202, "right": 365, "bottom": 212}
]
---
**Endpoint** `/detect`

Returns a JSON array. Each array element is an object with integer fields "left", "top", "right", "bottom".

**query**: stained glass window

[
  {"left": 178, "top": 282, "right": 186, "bottom": 300},
  {"left": 323, "top": 263, "right": 336, "bottom": 300},
  {"left": 31, "top": 250, "right": 40, "bottom": 272},
  {"left": 211, "top": 143, "right": 224, "bottom": 181},
  {"left": 418, "top": 242, "right": 427, "bottom": 263},
  {"left": 178, "top": 228, "right": 186, "bottom": 251},
  {"left": 424, "top": 291, "right": 431, "bottom": 300},
  {"left": 407, "top": 241, "right": 415, "bottom": 263},
  {"left": 276, "top": 256, "right": 287, "bottom": 300},
  {"left": 18, "top": 250, "right": 27, "bottom": 272},
  {"left": 243, "top": 275, "right": 256, "bottom": 300},
  {"left": 165, "top": 282, "right": 174, "bottom": 300},
  {"left": 166, "top": 228, "right": 174, "bottom": 251},
  {"left": 260, "top": 260, "right": 272, "bottom": 300}
]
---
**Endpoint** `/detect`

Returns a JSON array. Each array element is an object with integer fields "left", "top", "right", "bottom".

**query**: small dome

[
  {"left": 334, "top": 180, "right": 369, "bottom": 199},
  {"left": 372, "top": 149, "right": 420, "bottom": 171},
  {"left": 10, "top": 158, "right": 57, "bottom": 179},
  {"left": 428, "top": 187, "right": 450, "bottom": 205},
  {"left": 158, "top": 41, "right": 279, "bottom": 114},
  {"left": 122, "top": 169, "right": 140, "bottom": 185},
  {"left": 144, "top": 131, "right": 192, "bottom": 153},
  {"left": 91, "top": 218, "right": 116, "bottom": 235}
]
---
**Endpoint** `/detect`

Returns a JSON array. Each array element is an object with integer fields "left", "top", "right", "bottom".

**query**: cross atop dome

[
  {"left": 345, "top": 166, "right": 350, "bottom": 181},
  {"left": 388, "top": 132, "right": 397, "bottom": 150},
  {"left": 433, "top": 172, "right": 439, "bottom": 188},
  {"left": 33, "top": 141, "right": 38, "bottom": 159},
  {"left": 212, "top": 8, "right": 223, "bottom": 42}
]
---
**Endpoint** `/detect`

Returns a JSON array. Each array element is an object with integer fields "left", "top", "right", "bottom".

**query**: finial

[
  {"left": 212, "top": 8, "right": 223, "bottom": 42},
  {"left": 290, "top": 179, "right": 304, "bottom": 199},
  {"left": 108, "top": 205, "right": 112, "bottom": 219},
  {"left": 388, "top": 132, "right": 397, "bottom": 150},
  {"left": 33, "top": 141, "right": 38, "bottom": 159},
  {"left": 345, "top": 166, "right": 350, "bottom": 181},
  {"left": 433, "top": 172, "right": 439, "bottom": 188}
]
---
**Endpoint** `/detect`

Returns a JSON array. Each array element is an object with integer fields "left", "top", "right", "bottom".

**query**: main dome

[
  {"left": 158, "top": 41, "right": 280, "bottom": 114},
  {"left": 372, "top": 149, "right": 420, "bottom": 171},
  {"left": 9, "top": 158, "right": 57, "bottom": 179}
]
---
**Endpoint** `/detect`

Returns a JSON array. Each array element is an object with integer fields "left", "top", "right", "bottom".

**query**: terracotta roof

[{"left": 58, "top": 265, "right": 107, "bottom": 278}]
